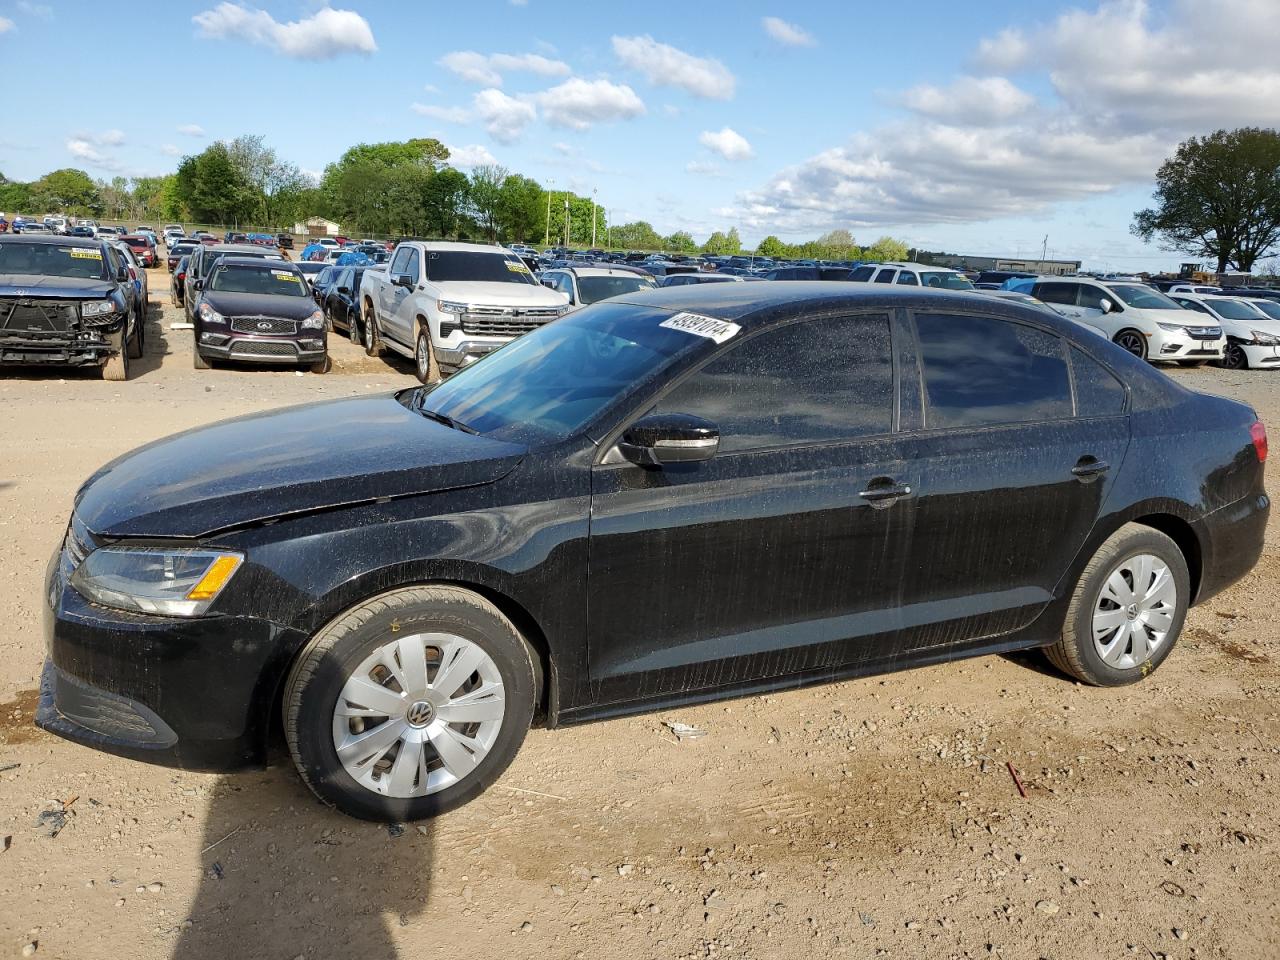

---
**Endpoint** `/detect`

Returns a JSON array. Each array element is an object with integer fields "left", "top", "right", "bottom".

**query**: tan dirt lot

[{"left": 1, "top": 269, "right": 1278, "bottom": 960}]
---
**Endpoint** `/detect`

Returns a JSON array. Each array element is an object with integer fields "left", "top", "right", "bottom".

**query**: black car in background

[
  {"left": 322, "top": 263, "right": 374, "bottom": 342},
  {"left": 276, "top": 234, "right": 294, "bottom": 250},
  {"left": 183, "top": 243, "right": 286, "bottom": 321},
  {"left": 191, "top": 257, "right": 328, "bottom": 372},
  {"left": 170, "top": 255, "right": 190, "bottom": 307},
  {"left": 0, "top": 235, "right": 141, "bottom": 380},
  {"left": 309, "top": 264, "right": 340, "bottom": 306},
  {"left": 36, "top": 285, "right": 1269, "bottom": 821},
  {"left": 166, "top": 241, "right": 198, "bottom": 273}
]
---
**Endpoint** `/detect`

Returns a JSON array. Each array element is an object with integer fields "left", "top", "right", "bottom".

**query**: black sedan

[
  {"left": 322, "top": 264, "right": 374, "bottom": 343},
  {"left": 36, "top": 285, "right": 1269, "bottom": 821},
  {"left": 190, "top": 256, "right": 328, "bottom": 372}
]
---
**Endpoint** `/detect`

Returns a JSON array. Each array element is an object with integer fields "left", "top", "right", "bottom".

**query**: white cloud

[
  {"left": 193, "top": 3, "right": 376, "bottom": 60},
  {"left": 611, "top": 35, "right": 735, "bottom": 100},
  {"left": 411, "top": 102, "right": 470, "bottom": 123},
  {"left": 686, "top": 160, "right": 725, "bottom": 177},
  {"left": 446, "top": 143, "right": 498, "bottom": 168},
  {"left": 474, "top": 88, "right": 537, "bottom": 142},
  {"left": 98, "top": 129, "right": 126, "bottom": 146},
  {"left": 699, "top": 126, "right": 753, "bottom": 161},
  {"left": 533, "top": 77, "right": 645, "bottom": 130},
  {"left": 732, "top": 0, "right": 1280, "bottom": 235},
  {"left": 16, "top": 1, "right": 53, "bottom": 18},
  {"left": 177, "top": 123, "right": 205, "bottom": 137},
  {"left": 762, "top": 16, "right": 815, "bottom": 47},
  {"left": 902, "top": 76, "right": 1034, "bottom": 125},
  {"left": 438, "top": 50, "right": 569, "bottom": 86},
  {"left": 160, "top": 144, "right": 182, "bottom": 157},
  {"left": 66, "top": 135, "right": 125, "bottom": 172},
  {"left": 0, "top": 16, "right": 14, "bottom": 33},
  {"left": 552, "top": 141, "right": 574, "bottom": 155}
]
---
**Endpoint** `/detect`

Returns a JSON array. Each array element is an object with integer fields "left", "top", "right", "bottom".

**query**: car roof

[
  {"left": 204, "top": 243, "right": 280, "bottom": 254},
  {"left": 215, "top": 256, "right": 300, "bottom": 269},
  {"left": 876, "top": 261, "right": 961, "bottom": 272},
  {"left": 0, "top": 234, "right": 100, "bottom": 248},
  {"left": 612, "top": 282, "right": 1088, "bottom": 331},
  {"left": 410, "top": 241, "right": 512, "bottom": 254}
]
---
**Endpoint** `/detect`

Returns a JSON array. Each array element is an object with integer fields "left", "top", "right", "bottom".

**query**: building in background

[
  {"left": 293, "top": 216, "right": 341, "bottom": 238},
  {"left": 914, "top": 250, "right": 1081, "bottom": 275}
]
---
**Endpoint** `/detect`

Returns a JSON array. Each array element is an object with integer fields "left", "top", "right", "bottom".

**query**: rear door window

[
  {"left": 873, "top": 269, "right": 896, "bottom": 284},
  {"left": 656, "top": 314, "right": 895, "bottom": 452},
  {"left": 849, "top": 266, "right": 876, "bottom": 281},
  {"left": 914, "top": 313, "right": 1073, "bottom": 428},
  {"left": 1034, "top": 282, "right": 1078, "bottom": 306}
]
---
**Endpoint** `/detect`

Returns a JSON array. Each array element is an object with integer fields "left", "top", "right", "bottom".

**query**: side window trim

[
  {"left": 595, "top": 310, "right": 899, "bottom": 463},
  {"left": 1068, "top": 341, "right": 1132, "bottom": 417}
]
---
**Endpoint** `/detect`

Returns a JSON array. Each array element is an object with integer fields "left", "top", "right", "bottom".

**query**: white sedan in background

[{"left": 1169, "top": 293, "right": 1280, "bottom": 370}]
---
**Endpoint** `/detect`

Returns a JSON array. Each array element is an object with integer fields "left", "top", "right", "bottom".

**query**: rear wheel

[
  {"left": 126, "top": 309, "right": 144, "bottom": 359},
  {"left": 1046, "top": 523, "right": 1189, "bottom": 686},
  {"left": 1113, "top": 329, "right": 1147, "bottom": 360},
  {"left": 283, "top": 585, "right": 537, "bottom": 821},
  {"left": 348, "top": 308, "right": 362, "bottom": 345}
]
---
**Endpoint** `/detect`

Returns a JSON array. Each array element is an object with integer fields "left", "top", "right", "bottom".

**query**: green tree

[
  {"left": 468, "top": 164, "right": 509, "bottom": 241},
  {"left": 756, "top": 234, "right": 789, "bottom": 258},
  {"left": 862, "top": 235, "right": 909, "bottom": 262},
  {"left": 663, "top": 230, "right": 697, "bottom": 253},
  {"left": 702, "top": 227, "right": 742, "bottom": 255},
  {"left": 610, "top": 220, "right": 663, "bottom": 250},
  {"left": 546, "top": 193, "right": 605, "bottom": 247},
  {"left": 495, "top": 174, "right": 545, "bottom": 242},
  {"left": 815, "top": 228, "right": 858, "bottom": 260},
  {"left": 1132, "top": 127, "right": 1280, "bottom": 272},
  {"left": 31, "top": 168, "right": 100, "bottom": 215},
  {"left": 174, "top": 143, "right": 252, "bottom": 224},
  {"left": 423, "top": 168, "right": 470, "bottom": 238},
  {"left": 0, "top": 178, "right": 33, "bottom": 215}
]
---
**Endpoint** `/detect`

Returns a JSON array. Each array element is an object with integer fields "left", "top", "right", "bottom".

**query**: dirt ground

[{"left": 1, "top": 270, "right": 1278, "bottom": 960}]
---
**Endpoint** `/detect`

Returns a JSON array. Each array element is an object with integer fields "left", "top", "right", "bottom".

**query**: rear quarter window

[{"left": 1070, "top": 346, "right": 1127, "bottom": 416}]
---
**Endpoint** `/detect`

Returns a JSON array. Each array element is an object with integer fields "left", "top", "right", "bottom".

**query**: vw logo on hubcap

[
  {"left": 405, "top": 699, "right": 435, "bottom": 728},
  {"left": 1126, "top": 603, "right": 1139, "bottom": 621}
]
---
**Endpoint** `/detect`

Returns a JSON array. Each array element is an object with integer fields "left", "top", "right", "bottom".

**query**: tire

[
  {"left": 414, "top": 325, "right": 440, "bottom": 385},
  {"left": 363, "top": 299, "right": 383, "bottom": 357},
  {"left": 100, "top": 330, "right": 129, "bottom": 381},
  {"left": 348, "top": 308, "right": 362, "bottom": 345},
  {"left": 1220, "top": 343, "right": 1248, "bottom": 370},
  {"left": 126, "top": 309, "right": 143, "bottom": 359},
  {"left": 1113, "top": 329, "right": 1147, "bottom": 360},
  {"left": 309, "top": 354, "right": 332, "bottom": 374},
  {"left": 192, "top": 347, "right": 211, "bottom": 370},
  {"left": 283, "top": 585, "right": 537, "bottom": 821},
  {"left": 1045, "top": 523, "right": 1190, "bottom": 686}
]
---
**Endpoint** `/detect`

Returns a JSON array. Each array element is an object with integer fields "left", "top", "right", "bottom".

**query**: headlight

[
  {"left": 81, "top": 299, "right": 118, "bottom": 317},
  {"left": 199, "top": 302, "right": 224, "bottom": 324},
  {"left": 302, "top": 310, "right": 325, "bottom": 329},
  {"left": 437, "top": 300, "right": 468, "bottom": 315},
  {"left": 1156, "top": 321, "right": 1187, "bottom": 332},
  {"left": 1250, "top": 329, "right": 1280, "bottom": 346},
  {"left": 70, "top": 547, "right": 243, "bottom": 617}
]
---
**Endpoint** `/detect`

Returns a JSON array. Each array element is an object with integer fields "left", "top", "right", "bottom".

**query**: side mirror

[
  {"left": 1099, "top": 298, "right": 1113, "bottom": 314},
  {"left": 393, "top": 273, "right": 414, "bottom": 289},
  {"left": 116, "top": 266, "right": 129, "bottom": 282},
  {"left": 541, "top": 278, "right": 554, "bottom": 288},
  {"left": 337, "top": 285, "right": 351, "bottom": 295},
  {"left": 193, "top": 279, "right": 204, "bottom": 291},
  {"left": 618, "top": 413, "right": 719, "bottom": 467}
]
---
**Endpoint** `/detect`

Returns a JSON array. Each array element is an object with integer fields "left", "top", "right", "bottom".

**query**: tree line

[{"left": 1, "top": 134, "right": 910, "bottom": 258}]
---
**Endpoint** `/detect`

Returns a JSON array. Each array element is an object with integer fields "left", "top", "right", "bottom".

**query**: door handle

[
  {"left": 1071, "top": 457, "right": 1110, "bottom": 481},
  {"left": 859, "top": 479, "right": 912, "bottom": 508}
]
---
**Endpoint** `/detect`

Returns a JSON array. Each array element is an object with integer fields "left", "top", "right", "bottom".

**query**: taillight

[
  {"left": 177, "top": 272, "right": 185, "bottom": 281},
  {"left": 1251, "top": 421, "right": 1267, "bottom": 463}
]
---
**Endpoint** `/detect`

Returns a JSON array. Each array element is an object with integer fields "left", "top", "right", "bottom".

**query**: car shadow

[
  {"left": 170, "top": 766, "right": 431, "bottom": 960},
  {"left": 133, "top": 293, "right": 170, "bottom": 377}
]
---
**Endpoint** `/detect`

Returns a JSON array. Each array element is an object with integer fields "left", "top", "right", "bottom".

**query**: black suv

[
  {"left": 0, "top": 234, "right": 142, "bottom": 380},
  {"left": 192, "top": 256, "right": 329, "bottom": 372}
]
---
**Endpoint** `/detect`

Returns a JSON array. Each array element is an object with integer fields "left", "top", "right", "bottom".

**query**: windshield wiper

[{"left": 417, "top": 405, "right": 478, "bottom": 434}]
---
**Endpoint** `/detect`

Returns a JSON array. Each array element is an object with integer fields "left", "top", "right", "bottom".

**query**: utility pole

[
  {"left": 544, "top": 180, "right": 554, "bottom": 247},
  {"left": 564, "top": 197, "right": 570, "bottom": 248},
  {"left": 1041, "top": 234, "right": 1048, "bottom": 262},
  {"left": 591, "top": 188, "right": 597, "bottom": 248}
]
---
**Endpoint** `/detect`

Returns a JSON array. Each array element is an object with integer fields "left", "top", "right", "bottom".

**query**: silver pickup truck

[{"left": 359, "top": 240, "right": 569, "bottom": 383}]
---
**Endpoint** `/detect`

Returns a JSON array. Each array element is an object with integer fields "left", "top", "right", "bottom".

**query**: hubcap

[
  {"left": 364, "top": 314, "right": 374, "bottom": 349},
  {"left": 1092, "top": 554, "right": 1177, "bottom": 670},
  {"left": 417, "top": 336, "right": 429, "bottom": 377},
  {"left": 331, "top": 632, "right": 506, "bottom": 798},
  {"left": 1118, "top": 333, "right": 1144, "bottom": 357}
]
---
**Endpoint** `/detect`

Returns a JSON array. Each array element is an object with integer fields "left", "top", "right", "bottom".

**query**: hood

[
  {"left": 1134, "top": 307, "right": 1214, "bottom": 326},
  {"left": 74, "top": 394, "right": 527, "bottom": 538},
  {"left": 0, "top": 274, "right": 114, "bottom": 298},
  {"left": 430, "top": 280, "right": 569, "bottom": 307},
  {"left": 201, "top": 290, "right": 319, "bottom": 320}
]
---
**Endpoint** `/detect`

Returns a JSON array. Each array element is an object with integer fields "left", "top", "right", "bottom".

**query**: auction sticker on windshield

[
  {"left": 67, "top": 249, "right": 102, "bottom": 259},
  {"left": 504, "top": 261, "right": 530, "bottom": 274},
  {"left": 272, "top": 270, "right": 300, "bottom": 283},
  {"left": 659, "top": 312, "right": 741, "bottom": 344}
]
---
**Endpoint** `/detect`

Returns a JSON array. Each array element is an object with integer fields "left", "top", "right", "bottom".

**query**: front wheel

[
  {"left": 309, "top": 354, "right": 332, "bottom": 374},
  {"left": 101, "top": 330, "right": 129, "bottom": 381},
  {"left": 415, "top": 327, "right": 440, "bottom": 384},
  {"left": 283, "top": 586, "right": 537, "bottom": 821},
  {"left": 1219, "top": 343, "right": 1249, "bottom": 370},
  {"left": 1113, "top": 329, "right": 1147, "bottom": 360},
  {"left": 1046, "top": 523, "right": 1189, "bottom": 686}
]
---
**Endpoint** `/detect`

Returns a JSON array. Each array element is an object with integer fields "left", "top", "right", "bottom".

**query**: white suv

[
  {"left": 539, "top": 265, "right": 656, "bottom": 310},
  {"left": 1026, "top": 278, "right": 1225, "bottom": 365},
  {"left": 1168, "top": 293, "right": 1280, "bottom": 370},
  {"left": 847, "top": 261, "right": 975, "bottom": 289}
]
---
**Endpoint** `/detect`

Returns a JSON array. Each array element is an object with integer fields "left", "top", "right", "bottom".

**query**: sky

[{"left": 1, "top": 0, "right": 1277, "bottom": 272}]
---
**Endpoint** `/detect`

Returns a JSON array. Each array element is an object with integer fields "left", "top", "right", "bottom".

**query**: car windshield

[
  {"left": 423, "top": 251, "right": 537, "bottom": 285},
  {"left": 918, "top": 271, "right": 974, "bottom": 290},
  {"left": 1108, "top": 284, "right": 1181, "bottom": 310},
  {"left": 577, "top": 275, "right": 655, "bottom": 304},
  {"left": 1249, "top": 300, "right": 1280, "bottom": 320},
  {"left": 0, "top": 242, "right": 108, "bottom": 279},
  {"left": 1205, "top": 299, "right": 1265, "bottom": 320},
  {"left": 208, "top": 264, "right": 309, "bottom": 296},
  {"left": 416, "top": 301, "right": 718, "bottom": 443}
]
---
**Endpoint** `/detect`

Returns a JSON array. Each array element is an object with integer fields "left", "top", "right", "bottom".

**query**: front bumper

[
  {"left": 36, "top": 545, "right": 306, "bottom": 770},
  {"left": 197, "top": 334, "right": 327, "bottom": 365},
  {"left": 1149, "top": 328, "right": 1225, "bottom": 360},
  {"left": 435, "top": 338, "right": 505, "bottom": 370},
  {"left": 1239, "top": 343, "right": 1280, "bottom": 367},
  {"left": 0, "top": 326, "right": 122, "bottom": 366}
]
